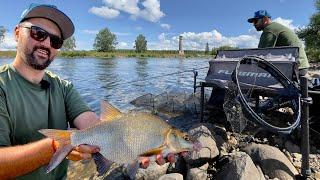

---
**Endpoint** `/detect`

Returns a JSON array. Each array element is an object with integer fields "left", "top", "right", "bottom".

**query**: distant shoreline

[{"left": 0, "top": 50, "right": 214, "bottom": 59}]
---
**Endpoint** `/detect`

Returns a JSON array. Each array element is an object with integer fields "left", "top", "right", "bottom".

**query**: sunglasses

[
  {"left": 252, "top": 18, "right": 262, "bottom": 24},
  {"left": 21, "top": 25, "right": 64, "bottom": 49}
]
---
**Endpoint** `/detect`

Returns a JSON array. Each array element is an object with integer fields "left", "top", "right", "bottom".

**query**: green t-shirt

[
  {"left": 0, "top": 64, "right": 92, "bottom": 179},
  {"left": 258, "top": 22, "right": 309, "bottom": 69}
]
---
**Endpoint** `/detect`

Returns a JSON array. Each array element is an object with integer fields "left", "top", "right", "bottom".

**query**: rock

[
  {"left": 135, "top": 162, "right": 170, "bottom": 180},
  {"left": 158, "top": 173, "right": 184, "bottom": 180},
  {"left": 228, "top": 135, "right": 238, "bottom": 147},
  {"left": 285, "top": 141, "right": 301, "bottom": 153},
  {"left": 187, "top": 163, "right": 209, "bottom": 180},
  {"left": 315, "top": 172, "right": 320, "bottom": 180},
  {"left": 216, "top": 152, "right": 264, "bottom": 180},
  {"left": 243, "top": 143, "right": 298, "bottom": 180},
  {"left": 255, "top": 165, "right": 266, "bottom": 180},
  {"left": 188, "top": 125, "right": 219, "bottom": 161},
  {"left": 214, "top": 134, "right": 226, "bottom": 150},
  {"left": 291, "top": 153, "right": 302, "bottom": 160},
  {"left": 283, "top": 150, "right": 294, "bottom": 163}
]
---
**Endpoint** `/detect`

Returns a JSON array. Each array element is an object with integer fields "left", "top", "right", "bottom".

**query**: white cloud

[
  {"left": 82, "top": 30, "right": 99, "bottom": 35},
  {"left": 117, "top": 41, "right": 129, "bottom": 49},
  {"left": 91, "top": 0, "right": 165, "bottom": 22},
  {"left": 135, "top": 26, "right": 142, "bottom": 31},
  {"left": 104, "top": 0, "right": 139, "bottom": 15},
  {"left": 148, "top": 29, "right": 261, "bottom": 50},
  {"left": 114, "top": 32, "right": 131, "bottom": 36},
  {"left": 273, "top": 17, "right": 299, "bottom": 31},
  {"left": 82, "top": 29, "right": 130, "bottom": 36},
  {"left": 147, "top": 17, "right": 302, "bottom": 50},
  {"left": 89, "top": 6, "right": 120, "bottom": 19},
  {"left": 160, "top": 23, "right": 171, "bottom": 30},
  {"left": 0, "top": 33, "right": 16, "bottom": 50},
  {"left": 138, "top": 0, "right": 165, "bottom": 22}
]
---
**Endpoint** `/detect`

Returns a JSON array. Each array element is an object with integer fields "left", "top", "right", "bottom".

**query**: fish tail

[
  {"left": 38, "top": 129, "right": 74, "bottom": 173},
  {"left": 38, "top": 129, "right": 73, "bottom": 145}
]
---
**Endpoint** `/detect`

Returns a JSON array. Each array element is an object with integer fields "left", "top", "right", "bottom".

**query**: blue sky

[{"left": 0, "top": 0, "right": 316, "bottom": 51}]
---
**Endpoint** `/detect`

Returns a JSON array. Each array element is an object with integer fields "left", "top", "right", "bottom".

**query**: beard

[
  {"left": 24, "top": 46, "right": 53, "bottom": 70},
  {"left": 254, "top": 23, "right": 264, "bottom": 31},
  {"left": 255, "top": 26, "right": 263, "bottom": 31}
]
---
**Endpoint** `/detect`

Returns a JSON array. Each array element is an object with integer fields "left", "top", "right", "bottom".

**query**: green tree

[
  {"left": 134, "top": 34, "right": 147, "bottom": 53},
  {"left": 205, "top": 42, "right": 209, "bottom": 54},
  {"left": 0, "top": 26, "right": 6, "bottom": 45},
  {"left": 297, "top": 0, "right": 320, "bottom": 50},
  {"left": 61, "top": 36, "right": 76, "bottom": 51},
  {"left": 211, "top": 45, "right": 238, "bottom": 55},
  {"left": 93, "top": 28, "right": 117, "bottom": 52}
]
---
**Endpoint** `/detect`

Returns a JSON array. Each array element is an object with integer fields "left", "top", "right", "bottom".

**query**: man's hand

[
  {"left": 53, "top": 140, "right": 100, "bottom": 161},
  {"left": 139, "top": 152, "right": 189, "bottom": 169},
  {"left": 67, "top": 145, "right": 100, "bottom": 161}
]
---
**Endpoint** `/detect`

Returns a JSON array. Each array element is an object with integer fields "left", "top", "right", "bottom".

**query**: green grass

[
  {"left": 0, "top": 51, "right": 16, "bottom": 58},
  {"left": 2, "top": 48, "right": 319, "bottom": 62},
  {"left": 0, "top": 50, "right": 214, "bottom": 59}
]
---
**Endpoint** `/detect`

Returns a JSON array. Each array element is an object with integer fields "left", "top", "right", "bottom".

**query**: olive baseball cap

[
  {"left": 20, "top": 3, "right": 74, "bottom": 40},
  {"left": 247, "top": 10, "right": 271, "bottom": 23}
]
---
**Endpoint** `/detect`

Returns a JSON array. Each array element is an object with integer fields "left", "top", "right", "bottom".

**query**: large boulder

[
  {"left": 159, "top": 173, "right": 184, "bottom": 180},
  {"left": 216, "top": 152, "right": 265, "bottom": 180},
  {"left": 187, "top": 163, "right": 209, "bottom": 180},
  {"left": 188, "top": 125, "right": 219, "bottom": 161},
  {"left": 243, "top": 143, "right": 298, "bottom": 180},
  {"left": 135, "top": 162, "right": 170, "bottom": 180}
]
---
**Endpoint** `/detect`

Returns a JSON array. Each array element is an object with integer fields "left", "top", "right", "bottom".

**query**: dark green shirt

[
  {"left": 258, "top": 22, "right": 309, "bottom": 69},
  {"left": 0, "top": 64, "right": 92, "bottom": 179}
]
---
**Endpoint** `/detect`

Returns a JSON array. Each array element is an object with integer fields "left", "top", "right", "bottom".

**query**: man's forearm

[{"left": 0, "top": 138, "right": 53, "bottom": 179}]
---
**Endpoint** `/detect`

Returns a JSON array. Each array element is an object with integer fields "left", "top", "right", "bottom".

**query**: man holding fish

[{"left": 0, "top": 4, "right": 193, "bottom": 179}]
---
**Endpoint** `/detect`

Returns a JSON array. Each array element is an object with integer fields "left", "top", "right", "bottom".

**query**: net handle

[{"left": 232, "top": 56, "right": 301, "bottom": 134}]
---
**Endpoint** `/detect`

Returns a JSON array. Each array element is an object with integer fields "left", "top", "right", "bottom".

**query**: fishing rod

[{"left": 115, "top": 66, "right": 209, "bottom": 86}]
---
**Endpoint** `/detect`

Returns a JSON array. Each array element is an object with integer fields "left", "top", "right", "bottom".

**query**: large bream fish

[{"left": 39, "top": 101, "right": 200, "bottom": 178}]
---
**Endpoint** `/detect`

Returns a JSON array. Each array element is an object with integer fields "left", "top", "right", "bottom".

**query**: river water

[{"left": 0, "top": 58, "right": 210, "bottom": 113}]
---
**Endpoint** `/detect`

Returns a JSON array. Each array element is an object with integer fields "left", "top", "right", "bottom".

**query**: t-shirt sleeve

[
  {"left": 63, "top": 81, "right": 92, "bottom": 127},
  {"left": 258, "top": 31, "right": 277, "bottom": 48},
  {"left": 0, "top": 89, "right": 11, "bottom": 146}
]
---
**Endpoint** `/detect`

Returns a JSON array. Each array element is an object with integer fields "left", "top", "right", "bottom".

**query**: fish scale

[
  {"left": 39, "top": 101, "right": 197, "bottom": 175},
  {"left": 71, "top": 112, "right": 171, "bottom": 164}
]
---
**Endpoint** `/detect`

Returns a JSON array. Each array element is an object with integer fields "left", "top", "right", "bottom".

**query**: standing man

[{"left": 248, "top": 10, "right": 310, "bottom": 74}]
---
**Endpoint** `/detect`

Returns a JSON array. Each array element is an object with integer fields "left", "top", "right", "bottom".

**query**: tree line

[{"left": 297, "top": 0, "right": 320, "bottom": 62}]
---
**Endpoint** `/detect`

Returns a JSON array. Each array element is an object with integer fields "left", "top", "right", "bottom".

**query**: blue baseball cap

[
  {"left": 247, "top": 10, "right": 271, "bottom": 23},
  {"left": 20, "top": 3, "right": 74, "bottom": 40}
]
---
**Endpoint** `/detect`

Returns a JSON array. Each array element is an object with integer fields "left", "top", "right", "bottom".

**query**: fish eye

[{"left": 183, "top": 135, "right": 190, "bottom": 141}]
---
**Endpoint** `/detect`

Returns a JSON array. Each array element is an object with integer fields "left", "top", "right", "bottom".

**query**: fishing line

[{"left": 115, "top": 66, "right": 209, "bottom": 86}]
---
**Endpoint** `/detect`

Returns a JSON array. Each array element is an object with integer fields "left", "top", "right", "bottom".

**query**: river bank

[{"left": 0, "top": 50, "right": 213, "bottom": 59}]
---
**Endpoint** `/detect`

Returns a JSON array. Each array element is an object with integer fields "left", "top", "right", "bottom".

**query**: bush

[{"left": 306, "top": 48, "right": 320, "bottom": 62}]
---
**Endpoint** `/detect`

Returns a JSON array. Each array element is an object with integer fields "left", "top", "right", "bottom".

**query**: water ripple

[{"left": 0, "top": 57, "right": 210, "bottom": 113}]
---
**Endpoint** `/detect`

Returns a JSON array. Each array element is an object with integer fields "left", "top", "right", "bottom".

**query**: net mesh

[
  {"left": 130, "top": 91, "right": 201, "bottom": 114},
  {"left": 223, "top": 81, "right": 248, "bottom": 133}
]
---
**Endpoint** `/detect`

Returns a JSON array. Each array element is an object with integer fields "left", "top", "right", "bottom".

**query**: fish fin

[
  {"left": 92, "top": 152, "right": 113, "bottom": 176},
  {"left": 125, "top": 160, "right": 140, "bottom": 180},
  {"left": 100, "top": 100, "right": 123, "bottom": 121},
  {"left": 46, "top": 144, "right": 74, "bottom": 173},
  {"left": 38, "top": 129, "right": 72, "bottom": 145},
  {"left": 138, "top": 145, "right": 166, "bottom": 157}
]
